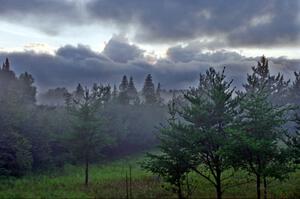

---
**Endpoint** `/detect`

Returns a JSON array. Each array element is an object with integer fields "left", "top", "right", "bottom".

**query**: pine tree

[
  {"left": 0, "top": 58, "right": 16, "bottom": 84},
  {"left": 119, "top": 75, "right": 128, "bottom": 91},
  {"left": 142, "top": 74, "right": 156, "bottom": 104},
  {"left": 144, "top": 68, "right": 238, "bottom": 199},
  {"left": 228, "top": 80, "right": 294, "bottom": 199},
  {"left": 180, "top": 67, "right": 238, "bottom": 199},
  {"left": 2, "top": 58, "right": 10, "bottom": 71},
  {"left": 244, "top": 56, "right": 289, "bottom": 105},
  {"left": 119, "top": 75, "right": 129, "bottom": 104},
  {"left": 127, "top": 76, "right": 138, "bottom": 102}
]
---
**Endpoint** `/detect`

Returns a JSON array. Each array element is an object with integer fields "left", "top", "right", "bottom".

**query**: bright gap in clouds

[{"left": 0, "top": 21, "right": 119, "bottom": 55}]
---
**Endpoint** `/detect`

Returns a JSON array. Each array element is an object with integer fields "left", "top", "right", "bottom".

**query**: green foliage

[
  {"left": 286, "top": 115, "right": 300, "bottom": 164},
  {"left": 0, "top": 130, "right": 32, "bottom": 177},
  {"left": 66, "top": 84, "right": 113, "bottom": 185},
  {"left": 143, "top": 67, "right": 240, "bottom": 199},
  {"left": 67, "top": 85, "right": 113, "bottom": 161},
  {"left": 228, "top": 59, "right": 295, "bottom": 198},
  {"left": 228, "top": 89, "right": 294, "bottom": 173},
  {"left": 180, "top": 67, "right": 239, "bottom": 199},
  {"left": 0, "top": 58, "right": 50, "bottom": 173},
  {"left": 142, "top": 100, "right": 191, "bottom": 199},
  {"left": 243, "top": 56, "right": 290, "bottom": 105}
]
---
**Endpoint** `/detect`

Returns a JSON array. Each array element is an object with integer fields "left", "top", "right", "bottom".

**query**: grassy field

[{"left": 0, "top": 153, "right": 299, "bottom": 199}]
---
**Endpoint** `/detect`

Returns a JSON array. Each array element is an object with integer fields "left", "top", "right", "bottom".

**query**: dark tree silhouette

[{"left": 142, "top": 74, "right": 156, "bottom": 104}]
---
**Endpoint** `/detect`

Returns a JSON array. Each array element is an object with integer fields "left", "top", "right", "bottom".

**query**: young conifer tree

[
  {"left": 144, "top": 67, "right": 238, "bottom": 199},
  {"left": 66, "top": 84, "right": 112, "bottom": 186}
]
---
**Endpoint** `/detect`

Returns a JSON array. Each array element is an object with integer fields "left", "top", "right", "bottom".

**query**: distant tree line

[
  {"left": 0, "top": 58, "right": 166, "bottom": 183},
  {"left": 39, "top": 74, "right": 163, "bottom": 106}
]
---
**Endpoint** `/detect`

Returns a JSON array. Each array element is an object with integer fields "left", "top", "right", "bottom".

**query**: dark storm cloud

[
  {"left": 1, "top": 40, "right": 299, "bottom": 91},
  {"left": 0, "top": 0, "right": 299, "bottom": 47},
  {"left": 86, "top": 0, "right": 300, "bottom": 46},
  {"left": 56, "top": 44, "right": 108, "bottom": 61},
  {"left": 0, "top": 0, "right": 84, "bottom": 35},
  {"left": 103, "top": 36, "right": 144, "bottom": 63},
  {"left": 167, "top": 45, "right": 243, "bottom": 63}
]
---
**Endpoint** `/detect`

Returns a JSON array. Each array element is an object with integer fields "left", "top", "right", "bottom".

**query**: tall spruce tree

[
  {"left": 119, "top": 75, "right": 129, "bottom": 104},
  {"left": 142, "top": 74, "right": 156, "bottom": 104}
]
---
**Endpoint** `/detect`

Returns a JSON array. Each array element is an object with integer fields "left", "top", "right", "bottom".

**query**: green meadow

[{"left": 0, "top": 153, "right": 299, "bottom": 199}]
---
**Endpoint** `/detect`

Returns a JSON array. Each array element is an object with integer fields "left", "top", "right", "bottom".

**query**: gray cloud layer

[
  {"left": 1, "top": 37, "right": 299, "bottom": 91},
  {"left": 0, "top": 0, "right": 299, "bottom": 47}
]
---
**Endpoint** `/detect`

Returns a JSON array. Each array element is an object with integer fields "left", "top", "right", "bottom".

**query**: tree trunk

[
  {"left": 126, "top": 172, "right": 129, "bottom": 199},
  {"left": 177, "top": 182, "right": 184, "bottom": 199},
  {"left": 85, "top": 157, "right": 89, "bottom": 186},
  {"left": 263, "top": 176, "right": 267, "bottom": 199},
  {"left": 129, "top": 165, "right": 132, "bottom": 199},
  {"left": 212, "top": 157, "right": 223, "bottom": 199},
  {"left": 216, "top": 170, "right": 222, "bottom": 199},
  {"left": 256, "top": 174, "right": 261, "bottom": 199}
]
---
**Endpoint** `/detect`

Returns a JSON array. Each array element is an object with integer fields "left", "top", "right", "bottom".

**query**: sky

[{"left": 0, "top": 0, "right": 299, "bottom": 91}]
